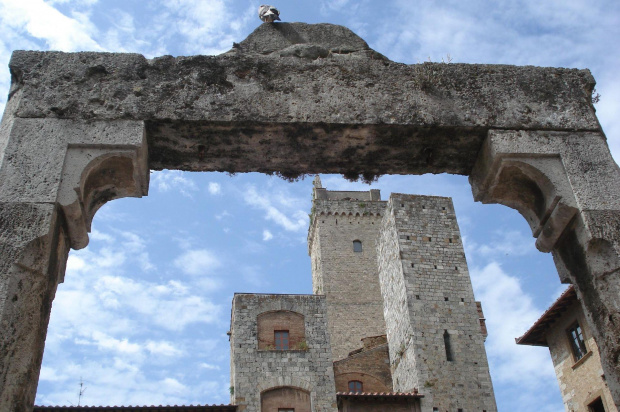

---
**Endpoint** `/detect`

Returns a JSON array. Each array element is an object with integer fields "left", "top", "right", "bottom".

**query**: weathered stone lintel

[{"left": 9, "top": 45, "right": 598, "bottom": 131}]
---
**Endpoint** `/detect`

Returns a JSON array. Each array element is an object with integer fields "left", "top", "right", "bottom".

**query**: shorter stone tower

[{"left": 229, "top": 294, "right": 337, "bottom": 412}]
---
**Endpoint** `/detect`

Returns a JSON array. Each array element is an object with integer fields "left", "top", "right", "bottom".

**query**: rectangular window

[
  {"left": 275, "top": 330, "right": 289, "bottom": 350},
  {"left": 588, "top": 397, "right": 606, "bottom": 412},
  {"left": 353, "top": 240, "right": 363, "bottom": 252},
  {"left": 567, "top": 322, "right": 587, "bottom": 361},
  {"left": 443, "top": 330, "right": 454, "bottom": 362},
  {"left": 278, "top": 409, "right": 294, "bottom": 412},
  {"left": 348, "top": 380, "right": 363, "bottom": 393}
]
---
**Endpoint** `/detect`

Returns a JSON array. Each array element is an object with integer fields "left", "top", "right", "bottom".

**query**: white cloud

[
  {"left": 173, "top": 249, "right": 221, "bottom": 276},
  {"left": 208, "top": 182, "right": 222, "bottom": 195},
  {"left": 262, "top": 229, "right": 273, "bottom": 241},
  {"left": 146, "top": 340, "right": 183, "bottom": 357},
  {"left": 199, "top": 362, "right": 220, "bottom": 370},
  {"left": 151, "top": 170, "right": 198, "bottom": 198},
  {"left": 161, "top": 377, "right": 187, "bottom": 395},
  {"left": 243, "top": 185, "right": 308, "bottom": 232},
  {"left": 471, "top": 230, "right": 535, "bottom": 259},
  {"left": 215, "top": 210, "right": 231, "bottom": 220},
  {"left": 471, "top": 262, "right": 558, "bottom": 393},
  {"left": 87, "top": 331, "right": 142, "bottom": 355},
  {"left": 159, "top": 0, "right": 253, "bottom": 55},
  {"left": 0, "top": 0, "right": 102, "bottom": 51},
  {"left": 38, "top": 366, "right": 68, "bottom": 382}
]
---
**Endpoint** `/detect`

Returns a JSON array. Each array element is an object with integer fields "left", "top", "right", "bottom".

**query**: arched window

[
  {"left": 348, "top": 380, "right": 363, "bottom": 393},
  {"left": 261, "top": 387, "right": 310, "bottom": 412},
  {"left": 353, "top": 240, "right": 362, "bottom": 252}
]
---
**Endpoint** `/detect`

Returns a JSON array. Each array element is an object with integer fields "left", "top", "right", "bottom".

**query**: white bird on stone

[{"left": 258, "top": 5, "right": 281, "bottom": 22}]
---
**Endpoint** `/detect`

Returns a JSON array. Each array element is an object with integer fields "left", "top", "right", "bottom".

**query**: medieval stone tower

[{"left": 230, "top": 177, "right": 497, "bottom": 412}]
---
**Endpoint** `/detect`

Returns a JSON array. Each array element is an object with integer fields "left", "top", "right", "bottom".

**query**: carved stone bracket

[{"left": 0, "top": 118, "right": 148, "bottom": 250}]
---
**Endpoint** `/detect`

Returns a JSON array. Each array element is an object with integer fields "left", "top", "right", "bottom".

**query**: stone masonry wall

[
  {"left": 547, "top": 301, "right": 618, "bottom": 412},
  {"left": 230, "top": 294, "right": 337, "bottom": 412},
  {"left": 378, "top": 194, "right": 497, "bottom": 412},
  {"left": 308, "top": 199, "right": 387, "bottom": 361},
  {"left": 376, "top": 203, "right": 420, "bottom": 392}
]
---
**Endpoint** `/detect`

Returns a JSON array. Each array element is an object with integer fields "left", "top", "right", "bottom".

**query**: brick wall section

[
  {"left": 333, "top": 343, "right": 392, "bottom": 393},
  {"left": 377, "top": 194, "right": 497, "bottom": 412},
  {"left": 257, "top": 311, "right": 305, "bottom": 350},
  {"left": 261, "top": 387, "right": 311, "bottom": 412},
  {"left": 308, "top": 197, "right": 387, "bottom": 361},
  {"left": 546, "top": 301, "right": 618, "bottom": 412},
  {"left": 230, "top": 294, "right": 337, "bottom": 412},
  {"left": 476, "top": 301, "right": 488, "bottom": 339},
  {"left": 361, "top": 335, "right": 387, "bottom": 350}
]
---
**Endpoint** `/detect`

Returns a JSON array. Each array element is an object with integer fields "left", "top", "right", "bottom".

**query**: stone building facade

[
  {"left": 229, "top": 294, "right": 337, "bottom": 412},
  {"left": 229, "top": 178, "right": 496, "bottom": 412},
  {"left": 517, "top": 286, "right": 618, "bottom": 412}
]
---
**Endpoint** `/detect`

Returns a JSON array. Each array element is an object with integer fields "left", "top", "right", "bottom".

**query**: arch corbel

[
  {"left": 470, "top": 133, "right": 578, "bottom": 254},
  {"left": 58, "top": 142, "right": 148, "bottom": 250}
]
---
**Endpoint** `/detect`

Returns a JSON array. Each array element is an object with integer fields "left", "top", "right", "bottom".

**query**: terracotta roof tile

[
  {"left": 336, "top": 391, "right": 424, "bottom": 399},
  {"left": 33, "top": 405, "right": 237, "bottom": 412}
]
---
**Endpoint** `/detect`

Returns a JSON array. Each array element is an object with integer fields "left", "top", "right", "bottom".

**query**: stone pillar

[
  {"left": 470, "top": 130, "right": 620, "bottom": 408},
  {"left": 0, "top": 109, "right": 148, "bottom": 411}
]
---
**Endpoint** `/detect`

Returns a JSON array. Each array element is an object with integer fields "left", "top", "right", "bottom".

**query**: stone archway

[{"left": 1, "top": 23, "right": 618, "bottom": 411}]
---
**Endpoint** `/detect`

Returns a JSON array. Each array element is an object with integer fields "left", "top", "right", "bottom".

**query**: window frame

[
  {"left": 588, "top": 396, "right": 606, "bottom": 412},
  {"left": 567, "top": 321, "right": 588, "bottom": 362},
  {"left": 348, "top": 380, "right": 363, "bottom": 393},
  {"left": 274, "top": 330, "right": 290, "bottom": 350},
  {"left": 353, "top": 240, "right": 363, "bottom": 253}
]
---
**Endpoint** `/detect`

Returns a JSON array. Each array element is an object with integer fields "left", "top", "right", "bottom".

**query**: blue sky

[{"left": 0, "top": 0, "right": 618, "bottom": 410}]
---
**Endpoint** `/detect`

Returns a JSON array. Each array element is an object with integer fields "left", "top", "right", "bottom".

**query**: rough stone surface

[
  {"left": 377, "top": 194, "right": 497, "bottom": 412},
  {"left": 230, "top": 294, "right": 337, "bottom": 412},
  {"left": 7, "top": 23, "right": 599, "bottom": 177},
  {"left": 0, "top": 203, "right": 68, "bottom": 412}
]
